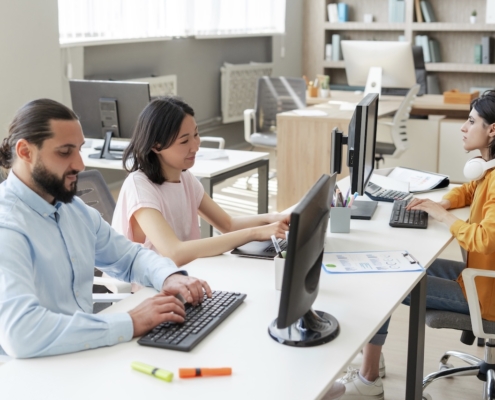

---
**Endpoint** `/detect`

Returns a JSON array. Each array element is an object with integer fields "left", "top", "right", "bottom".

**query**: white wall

[{"left": 0, "top": 0, "right": 64, "bottom": 140}]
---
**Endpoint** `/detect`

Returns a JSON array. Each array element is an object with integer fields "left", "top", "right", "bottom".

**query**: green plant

[{"left": 472, "top": 10, "right": 477, "bottom": 17}]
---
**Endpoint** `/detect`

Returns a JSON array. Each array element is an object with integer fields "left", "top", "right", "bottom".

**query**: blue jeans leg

[{"left": 370, "top": 258, "right": 469, "bottom": 346}]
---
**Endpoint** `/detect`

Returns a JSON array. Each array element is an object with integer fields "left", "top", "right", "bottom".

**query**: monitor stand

[
  {"left": 268, "top": 308, "right": 339, "bottom": 347},
  {"left": 350, "top": 200, "right": 378, "bottom": 220},
  {"left": 364, "top": 66, "right": 382, "bottom": 97},
  {"left": 89, "top": 130, "right": 122, "bottom": 160}
]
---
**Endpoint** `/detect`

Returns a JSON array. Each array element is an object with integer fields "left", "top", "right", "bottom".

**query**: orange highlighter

[{"left": 179, "top": 368, "right": 232, "bottom": 378}]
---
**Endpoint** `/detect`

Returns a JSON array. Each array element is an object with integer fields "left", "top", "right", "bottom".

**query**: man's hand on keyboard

[
  {"left": 161, "top": 274, "right": 212, "bottom": 306},
  {"left": 129, "top": 294, "right": 186, "bottom": 337}
]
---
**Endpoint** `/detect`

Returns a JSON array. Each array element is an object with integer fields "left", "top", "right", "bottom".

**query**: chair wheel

[
  {"left": 422, "top": 393, "right": 432, "bottom": 400},
  {"left": 439, "top": 362, "right": 454, "bottom": 379}
]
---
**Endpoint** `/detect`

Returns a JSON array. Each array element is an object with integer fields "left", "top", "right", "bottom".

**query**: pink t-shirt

[{"left": 112, "top": 170, "right": 205, "bottom": 253}]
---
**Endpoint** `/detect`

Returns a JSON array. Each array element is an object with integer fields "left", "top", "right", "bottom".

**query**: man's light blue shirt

[{"left": 0, "top": 172, "right": 181, "bottom": 358}]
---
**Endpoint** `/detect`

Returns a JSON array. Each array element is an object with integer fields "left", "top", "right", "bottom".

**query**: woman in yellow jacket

[{"left": 337, "top": 90, "right": 495, "bottom": 400}]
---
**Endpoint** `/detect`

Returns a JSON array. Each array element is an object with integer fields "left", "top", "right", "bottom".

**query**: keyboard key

[{"left": 138, "top": 291, "right": 247, "bottom": 352}]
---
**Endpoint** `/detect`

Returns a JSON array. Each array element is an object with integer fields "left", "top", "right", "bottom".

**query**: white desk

[
  {"left": 82, "top": 140, "right": 270, "bottom": 238},
  {"left": 0, "top": 183, "right": 469, "bottom": 400}
]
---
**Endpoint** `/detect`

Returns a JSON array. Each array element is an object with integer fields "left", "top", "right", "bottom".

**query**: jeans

[{"left": 370, "top": 258, "right": 469, "bottom": 346}]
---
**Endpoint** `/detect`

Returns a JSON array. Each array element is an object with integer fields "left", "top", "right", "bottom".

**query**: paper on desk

[
  {"left": 292, "top": 109, "right": 328, "bottom": 116},
  {"left": 322, "top": 251, "right": 424, "bottom": 274},
  {"left": 339, "top": 102, "right": 357, "bottom": 111},
  {"left": 196, "top": 149, "right": 229, "bottom": 160},
  {"left": 387, "top": 167, "right": 448, "bottom": 193}
]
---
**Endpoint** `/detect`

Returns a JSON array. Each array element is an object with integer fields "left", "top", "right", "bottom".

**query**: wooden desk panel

[{"left": 276, "top": 97, "right": 402, "bottom": 211}]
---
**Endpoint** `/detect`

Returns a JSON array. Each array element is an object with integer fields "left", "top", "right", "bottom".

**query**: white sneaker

[
  {"left": 338, "top": 367, "right": 384, "bottom": 400},
  {"left": 322, "top": 381, "right": 345, "bottom": 400},
  {"left": 343, "top": 352, "right": 386, "bottom": 378}
]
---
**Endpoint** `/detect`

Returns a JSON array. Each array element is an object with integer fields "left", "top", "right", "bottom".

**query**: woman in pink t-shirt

[{"left": 112, "top": 97, "right": 290, "bottom": 267}]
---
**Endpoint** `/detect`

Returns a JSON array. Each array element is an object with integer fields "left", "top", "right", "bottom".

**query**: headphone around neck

[{"left": 464, "top": 157, "right": 495, "bottom": 180}]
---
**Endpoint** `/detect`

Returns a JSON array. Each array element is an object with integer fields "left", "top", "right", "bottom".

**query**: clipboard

[{"left": 321, "top": 250, "right": 424, "bottom": 274}]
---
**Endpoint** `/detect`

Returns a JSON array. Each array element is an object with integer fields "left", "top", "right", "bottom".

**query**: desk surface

[
  {"left": 306, "top": 91, "right": 470, "bottom": 119},
  {"left": 0, "top": 182, "right": 469, "bottom": 400},
  {"left": 82, "top": 139, "right": 269, "bottom": 178}
]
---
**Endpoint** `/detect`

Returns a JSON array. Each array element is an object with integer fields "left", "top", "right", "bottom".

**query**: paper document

[
  {"left": 292, "top": 109, "right": 328, "bottom": 116},
  {"left": 196, "top": 149, "right": 229, "bottom": 160},
  {"left": 322, "top": 251, "right": 424, "bottom": 274},
  {"left": 387, "top": 167, "right": 449, "bottom": 193}
]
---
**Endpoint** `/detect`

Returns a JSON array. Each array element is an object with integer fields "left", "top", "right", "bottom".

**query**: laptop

[
  {"left": 231, "top": 172, "right": 337, "bottom": 259},
  {"left": 231, "top": 238, "right": 288, "bottom": 260}
]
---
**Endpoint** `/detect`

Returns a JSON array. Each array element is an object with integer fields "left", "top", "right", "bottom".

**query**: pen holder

[
  {"left": 274, "top": 255, "right": 285, "bottom": 291},
  {"left": 330, "top": 207, "right": 351, "bottom": 233}
]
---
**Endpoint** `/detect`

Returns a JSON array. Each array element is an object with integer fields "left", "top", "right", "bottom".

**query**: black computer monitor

[
  {"left": 69, "top": 79, "right": 150, "bottom": 160},
  {"left": 268, "top": 173, "right": 340, "bottom": 347},
  {"left": 331, "top": 93, "right": 379, "bottom": 219}
]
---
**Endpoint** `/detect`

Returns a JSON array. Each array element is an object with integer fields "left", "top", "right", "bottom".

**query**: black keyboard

[
  {"left": 264, "top": 239, "right": 288, "bottom": 253},
  {"left": 366, "top": 182, "right": 412, "bottom": 203},
  {"left": 138, "top": 291, "right": 246, "bottom": 352},
  {"left": 389, "top": 200, "right": 428, "bottom": 229}
]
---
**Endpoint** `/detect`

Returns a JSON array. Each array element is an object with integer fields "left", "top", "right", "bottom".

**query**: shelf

[
  {"left": 412, "top": 23, "right": 495, "bottom": 32},
  {"left": 425, "top": 63, "right": 495, "bottom": 73},
  {"left": 324, "top": 22, "right": 406, "bottom": 31},
  {"left": 323, "top": 60, "right": 345, "bottom": 68}
]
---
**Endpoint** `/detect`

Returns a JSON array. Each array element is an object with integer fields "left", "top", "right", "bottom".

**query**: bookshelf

[{"left": 304, "top": 0, "right": 495, "bottom": 92}]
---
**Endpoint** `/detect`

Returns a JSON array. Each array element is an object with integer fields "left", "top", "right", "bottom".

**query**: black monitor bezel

[{"left": 276, "top": 173, "right": 335, "bottom": 329}]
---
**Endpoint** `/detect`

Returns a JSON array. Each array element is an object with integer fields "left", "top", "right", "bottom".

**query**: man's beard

[{"left": 32, "top": 160, "right": 78, "bottom": 203}]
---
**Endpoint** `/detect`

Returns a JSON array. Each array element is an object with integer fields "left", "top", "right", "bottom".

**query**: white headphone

[{"left": 464, "top": 157, "right": 495, "bottom": 180}]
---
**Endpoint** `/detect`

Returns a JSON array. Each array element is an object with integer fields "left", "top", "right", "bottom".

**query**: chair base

[{"left": 423, "top": 341, "right": 495, "bottom": 400}]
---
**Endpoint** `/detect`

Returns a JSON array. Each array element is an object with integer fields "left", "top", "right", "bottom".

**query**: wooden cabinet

[{"left": 304, "top": 0, "right": 495, "bottom": 93}]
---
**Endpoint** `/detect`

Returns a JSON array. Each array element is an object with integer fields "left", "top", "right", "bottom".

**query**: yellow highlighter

[{"left": 131, "top": 361, "right": 173, "bottom": 382}]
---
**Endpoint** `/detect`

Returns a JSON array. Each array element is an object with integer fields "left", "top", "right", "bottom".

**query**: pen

[
  {"left": 347, "top": 195, "right": 355, "bottom": 208},
  {"left": 343, "top": 188, "right": 350, "bottom": 207},
  {"left": 271, "top": 235, "right": 283, "bottom": 258},
  {"left": 179, "top": 368, "right": 232, "bottom": 378},
  {"left": 131, "top": 361, "right": 173, "bottom": 382},
  {"left": 336, "top": 189, "right": 344, "bottom": 207}
]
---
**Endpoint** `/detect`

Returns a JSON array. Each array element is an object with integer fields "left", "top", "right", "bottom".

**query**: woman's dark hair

[
  {"left": 123, "top": 96, "right": 195, "bottom": 184},
  {"left": 0, "top": 98, "right": 78, "bottom": 169},
  {"left": 470, "top": 89, "right": 495, "bottom": 159}
]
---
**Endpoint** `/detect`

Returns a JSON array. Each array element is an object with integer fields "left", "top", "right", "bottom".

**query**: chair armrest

[
  {"left": 94, "top": 277, "right": 132, "bottom": 294},
  {"left": 92, "top": 293, "right": 132, "bottom": 303},
  {"left": 244, "top": 109, "right": 255, "bottom": 144},
  {"left": 462, "top": 268, "right": 495, "bottom": 339},
  {"left": 200, "top": 136, "right": 225, "bottom": 149}
]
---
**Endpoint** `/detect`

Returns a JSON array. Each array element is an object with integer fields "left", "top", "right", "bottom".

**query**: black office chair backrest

[
  {"left": 412, "top": 45, "right": 427, "bottom": 96},
  {"left": 76, "top": 170, "right": 116, "bottom": 224},
  {"left": 255, "top": 76, "right": 307, "bottom": 133}
]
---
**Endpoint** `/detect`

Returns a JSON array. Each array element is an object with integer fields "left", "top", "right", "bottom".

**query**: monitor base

[
  {"left": 350, "top": 200, "right": 378, "bottom": 220},
  {"left": 88, "top": 130, "right": 122, "bottom": 160},
  {"left": 268, "top": 308, "right": 339, "bottom": 347}
]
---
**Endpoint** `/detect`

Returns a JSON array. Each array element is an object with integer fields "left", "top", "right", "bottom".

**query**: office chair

[
  {"left": 76, "top": 170, "right": 132, "bottom": 310},
  {"left": 422, "top": 268, "right": 495, "bottom": 400},
  {"left": 244, "top": 76, "right": 306, "bottom": 149},
  {"left": 375, "top": 84, "right": 420, "bottom": 169}
]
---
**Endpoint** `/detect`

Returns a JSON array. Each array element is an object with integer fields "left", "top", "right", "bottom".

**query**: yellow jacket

[{"left": 444, "top": 169, "right": 495, "bottom": 321}]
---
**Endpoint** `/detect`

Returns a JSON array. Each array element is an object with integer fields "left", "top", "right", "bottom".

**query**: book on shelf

[
  {"left": 482, "top": 36, "right": 493, "bottom": 64},
  {"left": 327, "top": 3, "right": 338, "bottom": 23},
  {"left": 475, "top": 44, "right": 483, "bottom": 64},
  {"left": 428, "top": 39, "right": 441, "bottom": 63},
  {"left": 388, "top": 0, "right": 405, "bottom": 23},
  {"left": 420, "top": 0, "right": 436, "bottom": 23},
  {"left": 487, "top": 0, "right": 495, "bottom": 24},
  {"left": 415, "top": 34, "right": 431, "bottom": 63},
  {"left": 426, "top": 75, "right": 441, "bottom": 94},
  {"left": 414, "top": 0, "right": 423, "bottom": 22},
  {"left": 331, "top": 34, "right": 341, "bottom": 61},
  {"left": 337, "top": 3, "right": 349, "bottom": 22}
]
